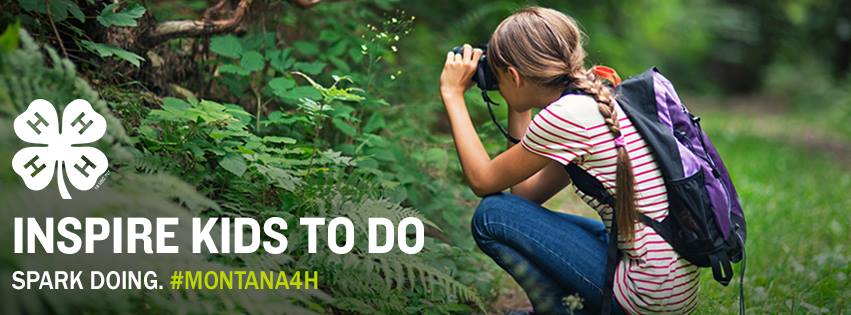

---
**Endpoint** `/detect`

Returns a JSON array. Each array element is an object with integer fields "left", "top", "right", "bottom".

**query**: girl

[{"left": 439, "top": 7, "right": 699, "bottom": 315}]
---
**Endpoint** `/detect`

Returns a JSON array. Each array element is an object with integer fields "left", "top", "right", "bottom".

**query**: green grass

[{"left": 693, "top": 111, "right": 851, "bottom": 314}]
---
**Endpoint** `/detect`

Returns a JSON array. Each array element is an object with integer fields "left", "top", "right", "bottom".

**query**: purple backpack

[{"left": 564, "top": 68, "right": 747, "bottom": 315}]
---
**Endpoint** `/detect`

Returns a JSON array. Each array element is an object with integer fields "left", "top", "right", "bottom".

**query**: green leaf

[
  {"left": 288, "top": 86, "right": 322, "bottom": 101},
  {"left": 262, "top": 136, "right": 297, "bottom": 144},
  {"left": 220, "top": 153, "right": 247, "bottom": 177},
  {"left": 97, "top": 3, "right": 146, "bottom": 27},
  {"left": 355, "top": 157, "right": 379, "bottom": 170},
  {"left": 332, "top": 118, "right": 358, "bottom": 137},
  {"left": 348, "top": 47, "right": 364, "bottom": 63},
  {"left": 224, "top": 103, "right": 252, "bottom": 123},
  {"left": 269, "top": 48, "right": 295, "bottom": 71},
  {"left": 425, "top": 148, "right": 446, "bottom": 163},
  {"left": 33, "top": 0, "right": 84, "bottom": 22},
  {"left": 294, "top": 61, "right": 326, "bottom": 75},
  {"left": 210, "top": 35, "right": 243, "bottom": 58},
  {"left": 328, "top": 40, "right": 348, "bottom": 56},
  {"left": 218, "top": 64, "right": 249, "bottom": 75},
  {"left": 162, "top": 97, "right": 191, "bottom": 110},
  {"left": 321, "top": 149, "right": 354, "bottom": 166},
  {"left": 363, "top": 112, "right": 386, "bottom": 133},
  {"left": 0, "top": 21, "right": 21, "bottom": 53},
  {"left": 256, "top": 165, "right": 299, "bottom": 192},
  {"left": 209, "top": 130, "right": 229, "bottom": 141},
  {"left": 293, "top": 41, "right": 319, "bottom": 56},
  {"left": 17, "top": 0, "right": 47, "bottom": 14},
  {"left": 332, "top": 105, "right": 355, "bottom": 118},
  {"left": 240, "top": 50, "right": 264, "bottom": 72},
  {"left": 318, "top": 30, "right": 341, "bottom": 42},
  {"left": 268, "top": 77, "right": 296, "bottom": 97},
  {"left": 328, "top": 56, "right": 351, "bottom": 72},
  {"left": 323, "top": 86, "right": 365, "bottom": 103},
  {"left": 80, "top": 40, "right": 145, "bottom": 67},
  {"left": 63, "top": 0, "right": 85, "bottom": 23}
]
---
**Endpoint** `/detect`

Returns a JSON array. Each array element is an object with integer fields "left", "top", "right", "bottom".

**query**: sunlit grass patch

[{"left": 695, "top": 112, "right": 850, "bottom": 314}]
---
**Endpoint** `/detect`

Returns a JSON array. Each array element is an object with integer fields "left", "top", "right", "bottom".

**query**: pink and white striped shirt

[{"left": 521, "top": 94, "right": 700, "bottom": 314}]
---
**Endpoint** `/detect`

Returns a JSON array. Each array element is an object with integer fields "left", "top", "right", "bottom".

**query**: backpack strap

[
  {"left": 601, "top": 210, "right": 619, "bottom": 315},
  {"left": 638, "top": 214, "right": 674, "bottom": 245},
  {"left": 567, "top": 163, "right": 741, "bottom": 314},
  {"left": 564, "top": 164, "right": 619, "bottom": 315},
  {"left": 709, "top": 251, "right": 734, "bottom": 286}
]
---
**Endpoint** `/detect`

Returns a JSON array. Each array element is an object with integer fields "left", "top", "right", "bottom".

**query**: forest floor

[{"left": 490, "top": 95, "right": 851, "bottom": 314}]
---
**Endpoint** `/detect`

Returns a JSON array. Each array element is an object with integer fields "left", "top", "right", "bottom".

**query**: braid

[
  {"left": 486, "top": 6, "right": 639, "bottom": 241},
  {"left": 570, "top": 69, "right": 638, "bottom": 242}
]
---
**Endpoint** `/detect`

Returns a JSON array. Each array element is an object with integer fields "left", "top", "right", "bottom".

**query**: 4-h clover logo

[{"left": 12, "top": 99, "right": 108, "bottom": 199}]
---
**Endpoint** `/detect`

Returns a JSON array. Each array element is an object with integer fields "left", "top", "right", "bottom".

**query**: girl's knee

[
  {"left": 471, "top": 192, "right": 514, "bottom": 239},
  {"left": 473, "top": 192, "right": 510, "bottom": 218}
]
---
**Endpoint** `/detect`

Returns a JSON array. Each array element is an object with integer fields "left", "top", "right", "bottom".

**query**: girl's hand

[{"left": 440, "top": 44, "right": 483, "bottom": 101}]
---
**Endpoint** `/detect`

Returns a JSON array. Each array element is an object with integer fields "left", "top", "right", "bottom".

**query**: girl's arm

[
  {"left": 440, "top": 45, "right": 551, "bottom": 196},
  {"left": 512, "top": 160, "right": 571, "bottom": 203},
  {"left": 506, "top": 108, "right": 571, "bottom": 203}
]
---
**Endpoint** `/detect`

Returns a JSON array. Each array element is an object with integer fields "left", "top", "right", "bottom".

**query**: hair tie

[{"left": 613, "top": 134, "right": 625, "bottom": 148}]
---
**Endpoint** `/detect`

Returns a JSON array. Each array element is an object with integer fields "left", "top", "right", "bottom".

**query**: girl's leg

[{"left": 471, "top": 192, "right": 626, "bottom": 315}]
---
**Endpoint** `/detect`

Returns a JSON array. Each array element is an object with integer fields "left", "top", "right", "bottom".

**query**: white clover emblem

[{"left": 12, "top": 99, "right": 108, "bottom": 199}]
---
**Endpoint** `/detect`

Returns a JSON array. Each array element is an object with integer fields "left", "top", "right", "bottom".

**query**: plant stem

[
  {"left": 255, "top": 91, "right": 262, "bottom": 132},
  {"left": 44, "top": 0, "right": 69, "bottom": 59}
]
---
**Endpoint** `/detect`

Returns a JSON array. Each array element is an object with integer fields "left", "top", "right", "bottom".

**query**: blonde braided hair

[{"left": 488, "top": 6, "right": 638, "bottom": 241}]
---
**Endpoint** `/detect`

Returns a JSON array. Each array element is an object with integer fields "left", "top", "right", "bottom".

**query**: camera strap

[
  {"left": 486, "top": 87, "right": 585, "bottom": 145},
  {"left": 482, "top": 90, "right": 521, "bottom": 144}
]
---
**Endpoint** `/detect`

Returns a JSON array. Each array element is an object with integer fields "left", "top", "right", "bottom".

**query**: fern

[
  {"left": 291, "top": 190, "right": 485, "bottom": 313},
  {"left": 0, "top": 30, "right": 132, "bottom": 154},
  {"left": 1, "top": 16, "right": 492, "bottom": 313},
  {"left": 128, "top": 151, "right": 173, "bottom": 174},
  {"left": 0, "top": 29, "right": 318, "bottom": 315}
]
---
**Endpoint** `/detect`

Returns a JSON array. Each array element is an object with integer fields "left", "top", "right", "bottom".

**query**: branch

[
  {"left": 140, "top": 0, "right": 252, "bottom": 48},
  {"left": 292, "top": 0, "right": 321, "bottom": 8},
  {"left": 201, "top": 0, "right": 230, "bottom": 20},
  {"left": 137, "top": 0, "right": 329, "bottom": 49}
]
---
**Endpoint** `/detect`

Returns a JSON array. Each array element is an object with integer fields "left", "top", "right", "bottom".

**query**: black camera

[
  {"left": 451, "top": 45, "right": 499, "bottom": 91},
  {"left": 450, "top": 44, "right": 519, "bottom": 143}
]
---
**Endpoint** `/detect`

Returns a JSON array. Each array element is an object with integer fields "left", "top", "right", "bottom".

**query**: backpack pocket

[{"left": 661, "top": 170, "right": 725, "bottom": 266}]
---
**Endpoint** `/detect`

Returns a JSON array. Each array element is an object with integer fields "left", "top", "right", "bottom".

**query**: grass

[
  {"left": 693, "top": 110, "right": 850, "bottom": 314},
  {"left": 534, "top": 106, "right": 850, "bottom": 314}
]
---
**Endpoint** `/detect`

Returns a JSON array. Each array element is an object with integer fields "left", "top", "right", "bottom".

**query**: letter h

[
  {"left": 27, "top": 113, "right": 49, "bottom": 135},
  {"left": 70, "top": 112, "right": 93, "bottom": 134},
  {"left": 74, "top": 155, "right": 96, "bottom": 177},
  {"left": 23, "top": 155, "right": 46, "bottom": 176}
]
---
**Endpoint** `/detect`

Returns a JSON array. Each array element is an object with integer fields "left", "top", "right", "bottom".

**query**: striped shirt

[{"left": 521, "top": 94, "right": 699, "bottom": 314}]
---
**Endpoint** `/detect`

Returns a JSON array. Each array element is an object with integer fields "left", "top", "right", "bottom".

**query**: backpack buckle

[{"left": 690, "top": 113, "right": 701, "bottom": 123}]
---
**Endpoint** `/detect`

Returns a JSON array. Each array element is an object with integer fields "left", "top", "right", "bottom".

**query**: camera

[
  {"left": 451, "top": 45, "right": 499, "bottom": 91},
  {"left": 450, "top": 44, "right": 519, "bottom": 143}
]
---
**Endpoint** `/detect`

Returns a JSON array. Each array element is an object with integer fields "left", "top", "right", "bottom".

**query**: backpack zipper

[{"left": 691, "top": 113, "right": 734, "bottom": 214}]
